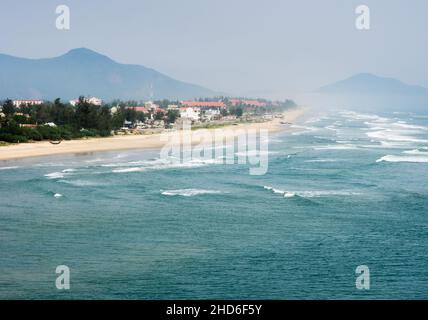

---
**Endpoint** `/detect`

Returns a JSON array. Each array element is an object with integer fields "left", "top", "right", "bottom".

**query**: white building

[
  {"left": 110, "top": 106, "right": 119, "bottom": 114},
  {"left": 179, "top": 107, "right": 200, "bottom": 122},
  {"left": 70, "top": 97, "right": 103, "bottom": 106},
  {"left": 167, "top": 104, "right": 179, "bottom": 110},
  {"left": 203, "top": 109, "right": 221, "bottom": 121},
  {"left": 88, "top": 97, "right": 102, "bottom": 105},
  {"left": 144, "top": 101, "right": 160, "bottom": 111},
  {"left": 13, "top": 100, "right": 44, "bottom": 107}
]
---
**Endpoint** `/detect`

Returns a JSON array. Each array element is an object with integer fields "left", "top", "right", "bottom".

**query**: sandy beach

[{"left": 0, "top": 107, "right": 306, "bottom": 161}]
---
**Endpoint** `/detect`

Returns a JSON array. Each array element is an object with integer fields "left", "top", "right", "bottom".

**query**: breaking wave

[
  {"left": 263, "top": 186, "right": 360, "bottom": 198},
  {"left": 161, "top": 189, "right": 223, "bottom": 197},
  {"left": 44, "top": 172, "right": 66, "bottom": 179},
  {"left": 58, "top": 179, "right": 103, "bottom": 187},
  {"left": 376, "top": 155, "right": 428, "bottom": 163},
  {"left": 0, "top": 166, "right": 19, "bottom": 170}
]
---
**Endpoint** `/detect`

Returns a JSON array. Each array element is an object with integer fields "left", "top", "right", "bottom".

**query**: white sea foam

[
  {"left": 296, "top": 190, "right": 360, "bottom": 197},
  {"left": 361, "top": 112, "right": 428, "bottom": 150},
  {"left": 0, "top": 166, "right": 19, "bottom": 170},
  {"left": 341, "top": 111, "right": 388, "bottom": 122},
  {"left": 291, "top": 125, "right": 319, "bottom": 135},
  {"left": 44, "top": 172, "right": 66, "bottom": 179},
  {"left": 325, "top": 125, "right": 339, "bottom": 132},
  {"left": 356, "top": 141, "right": 409, "bottom": 149},
  {"left": 403, "top": 149, "right": 428, "bottom": 156},
  {"left": 106, "top": 158, "right": 172, "bottom": 168},
  {"left": 34, "top": 162, "right": 68, "bottom": 167},
  {"left": 101, "top": 163, "right": 126, "bottom": 167},
  {"left": 112, "top": 161, "right": 207, "bottom": 173},
  {"left": 313, "top": 145, "right": 358, "bottom": 150},
  {"left": 393, "top": 111, "right": 411, "bottom": 115},
  {"left": 263, "top": 186, "right": 286, "bottom": 194},
  {"left": 235, "top": 150, "right": 277, "bottom": 157},
  {"left": 314, "top": 136, "right": 335, "bottom": 141},
  {"left": 376, "top": 155, "right": 428, "bottom": 163},
  {"left": 112, "top": 167, "right": 146, "bottom": 173},
  {"left": 283, "top": 192, "right": 296, "bottom": 198},
  {"left": 304, "top": 159, "right": 339, "bottom": 163},
  {"left": 45, "top": 168, "right": 78, "bottom": 179},
  {"left": 53, "top": 193, "right": 63, "bottom": 198},
  {"left": 362, "top": 124, "right": 385, "bottom": 131},
  {"left": 290, "top": 125, "right": 314, "bottom": 130},
  {"left": 304, "top": 117, "right": 322, "bottom": 124},
  {"left": 379, "top": 141, "right": 417, "bottom": 148},
  {"left": 393, "top": 122, "right": 428, "bottom": 131},
  {"left": 366, "top": 130, "right": 428, "bottom": 143},
  {"left": 161, "top": 189, "right": 223, "bottom": 197},
  {"left": 263, "top": 186, "right": 359, "bottom": 198},
  {"left": 58, "top": 179, "right": 102, "bottom": 187},
  {"left": 84, "top": 158, "right": 105, "bottom": 163},
  {"left": 111, "top": 156, "right": 228, "bottom": 174}
]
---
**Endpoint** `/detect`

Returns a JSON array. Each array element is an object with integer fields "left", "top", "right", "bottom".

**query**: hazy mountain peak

[
  {"left": 320, "top": 73, "right": 428, "bottom": 96},
  {"left": 59, "top": 47, "right": 114, "bottom": 63},
  {"left": 68, "top": 47, "right": 96, "bottom": 54},
  {"left": 0, "top": 48, "right": 216, "bottom": 101}
]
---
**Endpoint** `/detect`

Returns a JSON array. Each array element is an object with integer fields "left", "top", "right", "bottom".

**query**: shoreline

[{"left": 0, "top": 107, "right": 307, "bottom": 162}]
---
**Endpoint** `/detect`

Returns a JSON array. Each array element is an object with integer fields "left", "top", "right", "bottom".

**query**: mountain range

[
  {"left": 0, "top": 48, "right": 216, "bottom": 101},
  {"left": 307, "top": 73, "right": 428, "bottom": 112},
  {"left": 319, "top": 73, "right": 428, "bottom": 96}
]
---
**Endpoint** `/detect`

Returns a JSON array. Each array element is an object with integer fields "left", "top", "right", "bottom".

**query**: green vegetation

[
  {"left": 0, "top": 97, "right": 122, "bottom": 143},
  {"left": 166, "top": 109, "right": 180, "bottom": 124},
  {"left": 0, "top": 141, "right": 10, "bottom": 146},
  {"left": 229, "top": 106, "right": 243, "bottom": 117},
  {"left": 191, "top": 121, "right": 242, "bottom": 130},
  {"left": 0, "top": 96, "right": 297, "bottom": 144}
]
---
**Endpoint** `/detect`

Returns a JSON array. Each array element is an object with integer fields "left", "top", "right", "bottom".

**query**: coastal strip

[{"left": 0, "top": 108, "right": 306, "bottom": 161}]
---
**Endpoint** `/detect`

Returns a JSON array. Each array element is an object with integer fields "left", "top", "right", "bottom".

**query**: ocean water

[{"left": 0, "top": 109, "right": 427, "bottom": 299}]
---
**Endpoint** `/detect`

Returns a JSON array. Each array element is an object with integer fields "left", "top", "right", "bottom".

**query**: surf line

[{"left": 160, "top": 120, "right": 269, "bottom": 175}]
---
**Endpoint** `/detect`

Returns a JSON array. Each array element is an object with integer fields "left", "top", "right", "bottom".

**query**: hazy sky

[{"left": 0, "top": 0, "right": 427, "bottom": 99}]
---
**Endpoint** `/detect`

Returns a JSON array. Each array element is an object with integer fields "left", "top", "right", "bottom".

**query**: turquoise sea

[{"left": 0, "top": 108, "right": 427, "bottom": 299}]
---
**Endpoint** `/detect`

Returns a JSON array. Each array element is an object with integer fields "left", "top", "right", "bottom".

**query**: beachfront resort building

[
  {"left": 13, "top": 99, "right": 44, "bottom": 108},
  {"left": 181, "top": 100, "right": 226, "bottom": 109},
  {"left": 179, "top": 107, "right": 200, "bottom": 122},
  {"left": 69, "top": 96, "right": 103, "bottom": 106},
  {"left": 144, "top": 101, "right": 160, "bottom": 111},
  {"left": 128, "top": 106, "right": 149, "bottom": 113},
  {"left": 180, "top": 100, "right": 225, "bottom": 122},
  {"left": 201, "top": 108, "right": 221, "bottom": 121}
]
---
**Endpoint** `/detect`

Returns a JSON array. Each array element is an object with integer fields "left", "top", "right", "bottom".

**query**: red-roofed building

[
  {"left": 181, "top": 101, "right": 226, "bottom": 108},
  {"left": 126, "top": 106, "right": 165, "bottom": 114},
  {"left": 127, "top": 106, "right": 149, "bottom": 113},
  {"left": 69, "top": 97, "right": 102, "bottom": 106}
]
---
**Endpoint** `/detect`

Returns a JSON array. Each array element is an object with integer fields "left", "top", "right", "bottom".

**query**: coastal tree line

[
  {"left": 0, "top": 97, "right": 136, "bottom": 143},
  {"left": 0, "top": 96, "right": 296, "bottom": 143}
]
